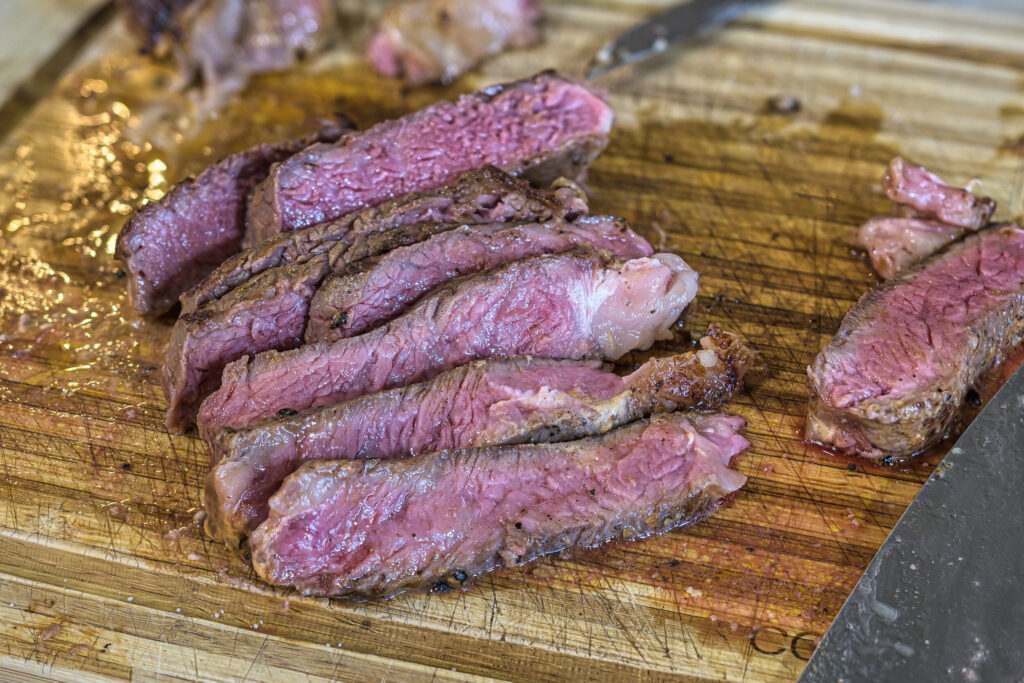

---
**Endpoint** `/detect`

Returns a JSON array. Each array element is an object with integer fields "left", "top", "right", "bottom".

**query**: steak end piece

[
  {"left": 248, "top": 412, "right": 749, "bottom": 598},
  {"left": 203, "top": 325, "right": 755, "bottom": 547},
  {"left": 196, "top": 248, "right": 699, "bottom": 439},
  {"left": 163, "top": 170, "right": 588, "bottom": 431},
  {"left": 850, "top": 217, "right": 965, "bottom": 280},
  {"left": 367, "top": 0, "right": 541, "bottom": 86},
  {"left": 117, "top": 119, "right": 349, "bottom": 316},
  {"left": 882, "top": 156, "right": 996, "bottom": 230},
  {"left": 245, "top": 71, "right": 613, "bottom": 242},
  {"left": 808, "top": 224, "right": 1024, "bottom": 460}
]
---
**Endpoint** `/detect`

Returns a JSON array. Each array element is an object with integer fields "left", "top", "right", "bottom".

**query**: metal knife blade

[
  {"left": 799, "top": 364, "right": 1024, "bottom": 682},
  {"left": 584, "top": 0, "right": 772, "bottom": 79}
]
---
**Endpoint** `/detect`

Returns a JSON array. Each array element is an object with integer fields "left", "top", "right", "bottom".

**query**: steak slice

[
  {"left": 882, "top": 157, "right": 996, "bottom": 230},
  {"left": 367, "top": 0, "right": 540, "bottom": 85},
  {"left": 197, "top": 248, "right": 699, "bottom": 439},
  {"left": 181, "top": 167, "right": 587, "bottom": 312},
  {"left": 164, "top": 180, "right": 587, "bottom": 431},
  {"left": 117, "top": 118, "right": 349, "bottom": 316},
  {"left": 249, "top": 412, "right": 748, "bottom": 598},
  {"left": 245, "top": 71, "right": 613, "bottom": 243},
  {"left": 305, "top": 216, "right": 652, "bottom": 341},
  {"left": 807, "top": 224, "right": 1024, "bottom": 460},
  {"left": 850, "top": 217, "right": 964, "bottom": 280},
  {"left": 204, "top": 327, "right": 754, "bottom": 547}
]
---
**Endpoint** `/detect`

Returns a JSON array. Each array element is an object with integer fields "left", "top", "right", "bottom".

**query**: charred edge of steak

[
  {"left": 248, "top": 412, "right": 748, "bottom": 598},
  {"left": 629, "top": 326, "right": 756, "bottom": 410},
  {"left": 244, "top": 71, "right": 610, "bottom": 238},
  {"left": 182, "top": 165, "right": 588, "bottom": 310},
  {"left": 201, "top": 326, "right": 750, "bottom": 548},
  {"left": 807, "top": 224, "right": 1024, "bottom": 460},
  {"left": 117, "top": 118, "right": 350, "bottom": 316},
  {"left": 166, "top": 173, "right": 589, "bottom": 431}
]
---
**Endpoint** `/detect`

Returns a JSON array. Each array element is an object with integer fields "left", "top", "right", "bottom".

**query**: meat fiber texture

[
  {"left": 305, "top": 216, "right": 652, "bottom": 340},
  {"left": 196, "top": 248, "right": 699, "bottom": 439},
  {"left": 244, "top": 71, "right": 613, "bottom": 243},
  {"left": 181, "top": 166, "right": 587, "bottom": 312},
  {"left": 249, "top": 412, "right": 749, "bottom": 598},
  {"left": 854, "top": 157, "right": 998, "bottom": 279},
  {"left": 367, "top": 0, "right": 541, "bottom": 85},
  {"left": 163, "top": 175, "right": 591, "bottom": 431},
  {"left": 117, "top": 119, "right": 348, "bottom": 316},
  {"left": 808, "top": 225, "right": 1024, "bottom": 460},
  {"left": 203, "top": 327, "right": 755, "bottom": 547}
]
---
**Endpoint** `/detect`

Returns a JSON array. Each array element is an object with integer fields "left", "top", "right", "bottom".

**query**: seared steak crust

[
  {"left": 808, "top": 224, "right": 1024, "bottom": 459},
  {"left": 245, "top": 71, "right": 612, "bottom": 242},
  {"left": 204, "top": 327, "right": 754, "bottom": 546},
  {"left": 249, "top": 412, "right": 748, "bottom": 598},
  {"left": 117, "top": 119, "right": 348, "bottom": 316},
  {"left": 196, "top": 249, "right": 699, "bottom": 438}
]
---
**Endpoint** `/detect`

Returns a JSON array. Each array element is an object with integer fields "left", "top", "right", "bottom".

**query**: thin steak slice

[
  {"left": 163, "top": 182, "right": 588, "bottom": 431},
  {"left": 204, "top": 327, "right": 754, "bottom": 547},
  {"left": 197, "top": 248, "right": 699, "bottom": 439},
  {"left": 882, "top": 157, "right": 996, "bottom": 230},
  {"left": 305, "top": 216, "right": 652, "bottom": 341},
  {"left": 117, "top": 118, "right": 349, "bottom": 316},
  {"left": 181, "top": 167, "right": 588, "bottom": 312},
  {"left": 367, "top": 0, "right": 540, "bottom": 85},
  {"left": 850, "top": 217, "right": 965, "bottom": 280},
  {"left": 807, "top": 224, "right": 1024, "bottom": 460},
  {"left": 249, "top": 412, "right": 749, "bottom": 598},
  {"left": 245, "top": 71, "right": 613, "bottom": 243}
]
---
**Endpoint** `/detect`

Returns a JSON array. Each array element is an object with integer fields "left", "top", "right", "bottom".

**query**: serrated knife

[
  {"left": 799, "top": 364, "right": 1024, "bottom": 682},
  {"left": 584, "top": 0, "right": 774, "bottom": 79}
]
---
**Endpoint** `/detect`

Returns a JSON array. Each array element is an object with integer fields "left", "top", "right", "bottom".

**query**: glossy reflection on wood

[{"left": 2, "top": 0, "right": 1024, "bottom": 680}]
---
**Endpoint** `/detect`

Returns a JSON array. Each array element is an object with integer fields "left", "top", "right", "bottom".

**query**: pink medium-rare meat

[
  {"left": 117, "top": 119, "right": 349, "bottom": 316},
  {"left": 305, "top": 216, "right": 652, "bottom": 340},
  {"left": 882, "top": 157, "right": 996, "bottom": 230},
  {"left": 204, "top": 327, "right": 755, "bottom": 546},
  {"left": 248, "top": 412, "right": 749, "bottom": 598},
  {"left": 196, "top": 248, "right": 699, "bottom": 439},
  {"left": 244, "top": 72, "right": 613, "bottom": 243},
  {"left": 181, "top": 167, "right": 587, "bottom": 312},
  {"left": 163, "top": 173, "right": 586, "bottom": 431},
  {"left": 850, "top": 217, "right": 965, "bottom": 280},
  {"left": 807, "top": 225, "right": 1024, "bottom": 460},
  {"left": 367, "top": 0, "right": 540, "bottom": 85}
]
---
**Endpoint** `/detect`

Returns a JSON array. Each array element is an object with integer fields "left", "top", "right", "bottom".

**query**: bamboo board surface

[{"left": 2, "top": 0, "right": 1024, "bottom": 680}]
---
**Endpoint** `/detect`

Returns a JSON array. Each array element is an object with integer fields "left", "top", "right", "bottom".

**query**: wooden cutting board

[{"left": 2, "top": 0, "right": 1023, "bottom": 680}]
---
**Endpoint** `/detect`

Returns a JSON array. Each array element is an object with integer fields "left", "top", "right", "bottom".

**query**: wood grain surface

[{"left": 1, "top": 0, "right": 1023, "bottom": 680}]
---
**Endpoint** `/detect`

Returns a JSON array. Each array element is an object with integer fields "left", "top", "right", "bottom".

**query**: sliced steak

[
  {"left": 249, "top": 412, "right": 748, "bottom": 598},
  {"left": 807, "top": 224, "right": 1024, "bottom": 460},
  {"left": 367, "top": 0, "right": 540, "bottom": 85},
  {"left": 882, "top": 157, "right": 996, "bottom": 230},
  {"left": 850, "top": 217, "right": 964, "bottom": 280},
  {"left": 197, "top": 249, "right": 699, "bottom": 439},
  {"left": 181, "top": 167, "right": 587, "bottom": 312},
  {"left": 204, "top": 327, "right": 754, "bottom": 546},
  {"left": 117, "top": 119, "right": 349, "bottom": 316},
  {"left": 306, "top": 216, "right": 652, "bottom": 341},
  {"left": 164, "top": 180, "right": 587, "bottom": 431},
  {"left": 245, "top": 71, "right": 613, "bottom": 243}
]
